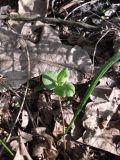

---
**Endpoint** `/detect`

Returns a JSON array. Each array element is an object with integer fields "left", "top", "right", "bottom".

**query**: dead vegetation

[{"left": 0, "top": 0, "right": 120, "bottom": 159}]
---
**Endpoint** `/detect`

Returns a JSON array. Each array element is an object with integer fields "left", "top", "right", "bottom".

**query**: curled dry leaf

[
  {"left": 66, "top": 140, "right": 90, "bottom": 160},
  {"left": 18, "top": 129, "right": 33, "bottom": 143},
  {"left": 31, "top": 127, "right": 58, "bottom": 159},
  {"left": 14, "top": 136, "right": 32, "bottom": 160},
  {"left": 10, "top": 140, "right": 19, "bottom": 152},
  {"left": 53, "top": 121, "right": 63, "bottom": 137}
]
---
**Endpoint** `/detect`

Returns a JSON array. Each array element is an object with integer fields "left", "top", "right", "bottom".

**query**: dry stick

[
  {"left": 0, "top": 74, "right": 37, "bottom": 129},
  {"left": 0, "top": 77, "right": 37, "bottom": 130},
  {"left": 0, "top": 14, "right": 100, "bottom": 30},
  {"left": 7, "top": 42, "right": 30, "bottom": 142},
  {"left": 0, "top": 42, "right": 29, "bottom": 155},
  {"left": 0, "top": 84, "right": 28, "bottom": 155},
  {"left": 59, "top": 0, "right": 80, "bottom": 14},
  {"left": 45, "top": 17, "right": 99, "bottom": 30}
]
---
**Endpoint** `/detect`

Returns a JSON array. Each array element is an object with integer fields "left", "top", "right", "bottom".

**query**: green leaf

[
  {"left": 57, "top": 68, "right": 69, "bottom": 85},
  {"left": 54, "top": 82, "right": 75, "bottom": 97},
  {"left": 42, "top": 71, "right": 58, "bottom": 90},
  {"left": 15, "top": 101, "right": 21, "bottom": 108}
]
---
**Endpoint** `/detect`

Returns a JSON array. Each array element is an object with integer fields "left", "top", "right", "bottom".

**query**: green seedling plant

[
  {"left": 42, "top": 68, "right": 75, "bottom": 97},
  {"left": 42, "top": 68, "right": 75, "bottom": 159},
  {"left": 1, "top": 49, "right": 119, "bottom": 158}
]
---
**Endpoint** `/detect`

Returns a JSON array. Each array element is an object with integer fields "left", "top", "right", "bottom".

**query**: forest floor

[{"left": 0, "top": 0, "right": 120, "bottom": 160}]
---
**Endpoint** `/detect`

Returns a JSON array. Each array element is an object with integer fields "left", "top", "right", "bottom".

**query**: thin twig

[
  {"left": 59, "top": 0, "right": 80, "bottom": 14},
  {"left": 6, "top": 41, "right": 30, "bottom": 143},
  {"left": 0, "top": 74, "right": 37, "bottom": 131},
  {"left": 0, "top": 14, "right": 100, "bottom": 30},
  {"left": 89, "top": 10, "right": 120, "bottom": 30},
  {"left": 0, "top": 38, "right": 33, "bottom": 156},
  {"left": 64, "top": 0, "right": 97, "bottom": 20}
]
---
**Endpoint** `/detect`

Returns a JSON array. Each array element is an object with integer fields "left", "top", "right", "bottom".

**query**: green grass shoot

[
  {"left": 65, "top": 52, "right": 120, "bottom": 134},
  {"left": 0, "top": 139, "right": 14, "bottom": 157}
]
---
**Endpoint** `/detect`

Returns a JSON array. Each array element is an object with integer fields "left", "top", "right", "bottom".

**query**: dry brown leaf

[
  {"left": 66, "top": 140, "right": 89, "bottom": 160},
  {"left": 63, "top": 107, "right": 74, "bottom": 125},
  {"left": 14, "top": 136, "right": 32, "bottom": 160},
  {"left": 31, "top": 127, "right": 58, "bottom": 159},
  {"left": 90, "top": 86, "right": 111, "bottom": 103},
  {"left": 53, "top": 121, "right": 63, "bottom": 137},
  {"left": 14, "top": 149, "right": 25, "bottom": 160},
  {"left": 0, "top": 25, "right": 92, "bottom": 88},
  {"left": 18, "top": 129, "right": 33, "bottom": 143},
  {"left": 10, "top": 140, "right": 19, "bottom": 152},
  {"left": 82, "top": 87, "right": 120, "bottom": 156},
  {"left": 90, "top": 75, "right": 118, "bottom": 103},
  {"left": 36, "top": 93, "right": 53, "bottom": 126}
]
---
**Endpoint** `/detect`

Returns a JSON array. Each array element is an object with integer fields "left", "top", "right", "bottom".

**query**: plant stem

[{"left": 59, "top": 97, "right": 66, "bottom": 160}]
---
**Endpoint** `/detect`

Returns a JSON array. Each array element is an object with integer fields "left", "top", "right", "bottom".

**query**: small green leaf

[
  {"left": 42, "top": 71, "right": 58, "bottom": 90},
  {"left": 54, "top": 82, "right": 75, "bottom": 97},
  {"left": 15, "top": 101, "right": 21, "bottom": 108},
  {"left": 57, "top": 68, "right": 69, "bottom": 85}
]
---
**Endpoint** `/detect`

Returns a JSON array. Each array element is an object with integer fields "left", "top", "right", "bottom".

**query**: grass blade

[
  {"left": 0, "top": 139, "right": 14, "bottom": 157},
  {"left": 65, "top": 52, "right": 120, "bottom": 134}
]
